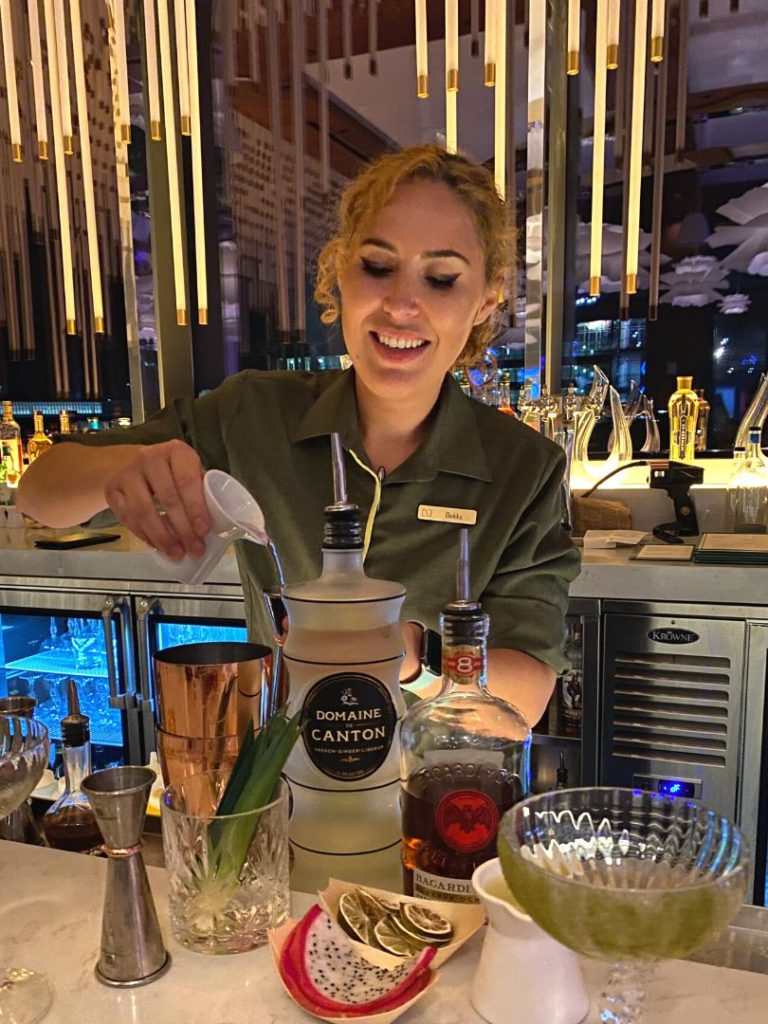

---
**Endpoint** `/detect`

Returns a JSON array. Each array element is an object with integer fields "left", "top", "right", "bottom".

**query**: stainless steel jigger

[{"left": 81, "top": 766, "right": 171, "bottom": 987}]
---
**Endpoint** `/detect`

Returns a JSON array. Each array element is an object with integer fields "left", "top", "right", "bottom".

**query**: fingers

[{"left": 104, "top": 440, "right": 208, "bottom": 558}]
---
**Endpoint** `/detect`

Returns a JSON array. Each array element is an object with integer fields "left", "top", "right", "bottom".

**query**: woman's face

[{"left": 338, "top": 180, "right": 498, "bottom": 407}]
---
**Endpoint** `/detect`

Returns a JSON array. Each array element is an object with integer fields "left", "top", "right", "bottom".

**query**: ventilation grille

[{"left": 609, "top": 650, "right": 732, "bottom": 767}]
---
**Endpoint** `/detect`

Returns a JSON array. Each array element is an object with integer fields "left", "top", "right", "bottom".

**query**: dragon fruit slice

[{"left": 279, "top": 905, "right": 436, "bottom": 1018}]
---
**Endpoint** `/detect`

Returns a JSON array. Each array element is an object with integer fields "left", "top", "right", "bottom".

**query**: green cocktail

[{"left": 497, "top": 787, "right": 749, "bottom": 1023}]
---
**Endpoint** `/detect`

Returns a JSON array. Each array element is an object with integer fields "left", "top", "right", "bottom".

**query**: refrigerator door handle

[
  {"left": 101, "top": 596, "right": 138, "bottom": 710},
  {"left": 136, "top": 596, "right": 164, "bottom": 710}
]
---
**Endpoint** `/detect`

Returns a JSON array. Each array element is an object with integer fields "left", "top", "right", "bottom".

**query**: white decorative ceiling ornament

[
  {"left": 658, "top": 259, "right": 730, "bottom": 307},
  {"left": 706, "top": 183, "right": 768, "bottom": 276},
  {"left": 576, "top": 222, "right": 668, "bottom": 294},
  {"left": 719, "top": 293, "right": 751, "bottom": 315}
]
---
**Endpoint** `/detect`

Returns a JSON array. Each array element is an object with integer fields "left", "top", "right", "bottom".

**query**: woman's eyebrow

[{"left": 360, "top": 237, "right": 470, "bottom": 266}]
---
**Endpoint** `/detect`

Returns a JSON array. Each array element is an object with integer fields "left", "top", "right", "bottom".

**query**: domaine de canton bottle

[
  {"left": 400, "top": 531, "right": 531, "bottom": 903},
  {"left": 281, "top": 437, "right": 406, "bottom": 892}
]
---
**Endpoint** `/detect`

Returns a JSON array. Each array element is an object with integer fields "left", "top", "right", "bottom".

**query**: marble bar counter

[
  {"left": 2, "top": 842, "right": 768, "bottom": 1024},
  {"left": 2, "top": 523, "right": 768, "bottom": 609}
]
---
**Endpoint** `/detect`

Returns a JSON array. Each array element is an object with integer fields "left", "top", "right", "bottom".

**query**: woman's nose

[{"left": 381, "top": 274, "right": 421, "bottom": 319}]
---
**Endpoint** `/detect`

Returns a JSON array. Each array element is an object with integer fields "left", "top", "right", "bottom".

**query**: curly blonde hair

[{"left": 314, "top": 145, "right": 510, "bottom": 370}]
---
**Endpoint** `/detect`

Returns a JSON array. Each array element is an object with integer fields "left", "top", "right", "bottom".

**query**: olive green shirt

[{"left": 71, "top": 370, "right": 580, "bottom": 672}]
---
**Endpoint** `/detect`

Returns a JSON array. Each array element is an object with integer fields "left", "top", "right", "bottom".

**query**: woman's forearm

[{"left": 16, "top": 442, "right": 142, "bottom": 527}]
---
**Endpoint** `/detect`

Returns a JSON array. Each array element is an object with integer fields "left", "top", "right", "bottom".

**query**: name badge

[{"left": 417, "top": 504, "right": 477, "bottom": 525}]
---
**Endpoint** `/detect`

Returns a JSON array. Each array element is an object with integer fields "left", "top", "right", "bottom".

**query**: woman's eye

[
  {"left": 427, "top": 275, "right": 459, "bottom": 290},
  {"left": 361, "top": 258, "right": 392, "bottom": 277}
]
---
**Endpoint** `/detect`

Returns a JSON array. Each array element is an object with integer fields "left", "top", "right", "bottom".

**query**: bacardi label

[
  {"left": 412, "top": 868, "right": 479, "bottom": 904},
  {"left": 435, "top": 789, "right": 499, "bottom": 853},
  {"left": 301, "top": 672, "right": 397, "bottom": 781}
]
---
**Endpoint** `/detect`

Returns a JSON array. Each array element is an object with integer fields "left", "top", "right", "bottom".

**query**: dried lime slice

[
  {"left": 355, "top": 887, "right": 392, "bottom": 922},
  {"left": 373, "top": 916, "right": 422, "bottom": 957},
  {"left": 338, "top": 890, "right": 379, "bottom": 945},
  {"left": 399, "top": 902, "right": 454, "bottom": 943}
]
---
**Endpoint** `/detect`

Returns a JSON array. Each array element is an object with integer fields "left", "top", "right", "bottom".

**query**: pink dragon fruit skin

[{"left": 279, "top": 905, "right": 436, "bottom": 1017}]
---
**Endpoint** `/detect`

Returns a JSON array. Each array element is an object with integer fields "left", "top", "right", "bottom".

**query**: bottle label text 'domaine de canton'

[{"left": 301, "top": 672, "right": 397, "bottom": 782}]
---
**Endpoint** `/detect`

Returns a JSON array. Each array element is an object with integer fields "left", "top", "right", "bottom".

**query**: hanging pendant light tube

[
  {"left": 445, "top": 0, "right": 458, "bottom": 92},
  {"left": 484, "top": 0, "right": 496, "bottom": 86},
  {"left": 342, "top": 0, "right": 353, "bottom": 79},
  {"left": 112, "top": 0, "right": 131, "bottom": 143},
  {"left": 70, "top": 0, "right": 105, "bottom": 333},
  {"left": 318, "top": 0, "right": 330, "bottom": 190},
  {"left": 494, "top": 0, "right": 507, "bottom": 197},
  {"left": 414, "top": 0, "right": 428, "bottom": 97},
  {"left": 567, "top": 0, "right": 580, "bottom": 75},
  {"left": 470, "top": 0, "right": 479, "bottom": 58},
  {"left": 445, "top": 0, "right": 458, "bottom": 153},
  {"left": 651, "top": 0, "right": 665, "bottom": 61},
  {"left": 52, "top": 0, "right": 74, "bottom": 155},
  {"left": 266, "top": 0, "right": 290, "bottom": 336},
  {"left": 650, "top": 39, "right": 669, "bottom": 320},
  {"left": 28, "top": 0, "right": 49, "bottom": 159},
  {"left": 185, "top": 0, "right": 207, "bottom": 323},
  {"left": 607, "top": 0, "right": 620, "bottom": 69},
  {"left": 43, "top": 0, "right": 76, "bottom": 333},
  {"left": 675, "top": 0, "right": 689, "bottom": 160},
  {"left": 291, "top": 0, "right": 306, "bottom": 337},
  {"left": 144, "top": 0, "right": 162, "bottom": 140},
  {"left": 367, "top": 0, "right": 378, "bottom": 75},
  {"left": 157, "top": 0, "right": 188, "bottom": 325},
  {"left": 174, "top": 0, "right": 191, "bottom": 134},
  {"left": 590, "top": 0, "right": 609, "bottom": 296},
  {"left": 625, "top": 0, "right": 648, "bottom": 295},
  {"left": 0, "top": 0, "right": 22, "bottom": 161}
]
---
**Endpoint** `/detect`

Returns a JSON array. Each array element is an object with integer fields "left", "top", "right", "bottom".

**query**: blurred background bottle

[
  {"left": 0, "top": 400, "right": 23, "bottom": 486},
  {"left": 725, "top": 428, "right": 768, "bottom": 534},
  {"left": 560, "top": 622, "right": 583, "bottom": 738},
  {"left": 694, "top": 389, "right": 710, "bottom": 452},
  {"left": 27, "top": 411, "right": 52, "bottom": 464},
  {"left": 668, "top": 376, "right": 699, "bottom": 464}
]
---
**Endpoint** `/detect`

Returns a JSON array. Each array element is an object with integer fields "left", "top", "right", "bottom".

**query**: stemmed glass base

[
  {"left": 598, "top": 961, "right": 649, "bottom": 1024},
  {"left": 0, "top": 967, "right": 53, "bottom": 1024}
]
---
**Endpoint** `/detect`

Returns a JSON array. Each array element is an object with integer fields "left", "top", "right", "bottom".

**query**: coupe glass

[
  {"left": 498, "top": 787, "right": 748, "bottom": 1024},
  {"left": 0, "top": 716, "right": 52, "bottom": 1023}
]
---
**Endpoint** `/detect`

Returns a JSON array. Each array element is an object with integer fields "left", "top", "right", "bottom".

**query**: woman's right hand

[{"left": 103, "top": 439, "right": 210, "bottom": 559}]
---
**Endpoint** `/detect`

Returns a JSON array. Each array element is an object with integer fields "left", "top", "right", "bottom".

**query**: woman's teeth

[{"left": 375, "top": 333, "right": 427, "bottom": 350}]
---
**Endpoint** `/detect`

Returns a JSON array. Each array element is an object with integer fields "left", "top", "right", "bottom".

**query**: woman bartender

[{"left": 17, "top": 145, "right": 580, "bottom": 725}]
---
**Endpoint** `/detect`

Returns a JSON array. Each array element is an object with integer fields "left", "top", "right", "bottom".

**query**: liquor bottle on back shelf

[
  {"left": 668, "top": 376, "right": 699, "bottom": 464},
  {"left": 400, "top": 530, "right": 530, "bottom": 903},
  {"left": 694, "top": 390, "right": 710, "bottom": 452},
  {"left": 0, "top": 401, "right": 23, "bottom": 487},
  {"left": 27, "top": 411, "right": 52, "bottom": 464},
  {"left": 560, "top": 621, "right": 583, "bottom": 738},
  {"left": 42, "top": 679, "right": 103, "bottom": 853},
  {"left": 281, "top": 434, "right": 406, "bottom": 892},
  {"left": 58, "top": 409, "right": 71, "bottom": 435}
]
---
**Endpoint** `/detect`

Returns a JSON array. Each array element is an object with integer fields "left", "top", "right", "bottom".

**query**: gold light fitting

[
  {"left": 567, "top": 0, "right": 580, "bottom": 75},
  {"left": 651, "top": 0, "right": 665, "bottom": 61},
  {"left": 415, "top": 0, "right": 428, "bottom": 97}
]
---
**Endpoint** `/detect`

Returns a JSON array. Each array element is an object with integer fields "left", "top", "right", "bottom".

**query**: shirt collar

[{"left": 290, "top": 368, "right": 492, "bottom": 483}]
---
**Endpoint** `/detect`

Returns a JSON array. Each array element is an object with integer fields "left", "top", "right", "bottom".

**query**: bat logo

[{"left": 436, "top": 790, "right": 499, "bottom": 854}]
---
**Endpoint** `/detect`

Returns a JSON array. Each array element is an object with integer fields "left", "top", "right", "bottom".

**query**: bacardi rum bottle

[
  {"left": 281, "top": 436, "right": 406, "bottom": 892},
  {"left": 400, "top": 531, "right": 530, "bottom": 903}
]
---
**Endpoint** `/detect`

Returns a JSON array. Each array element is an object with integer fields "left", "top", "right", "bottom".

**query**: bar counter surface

[
  {"left": 1, "top": 842, "right": 767, "bottom": 1023},
  {"left": 2, "top": 523, "right": 768, "bottom": 607}
]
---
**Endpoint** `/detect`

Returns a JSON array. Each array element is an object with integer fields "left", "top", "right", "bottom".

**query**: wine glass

[
  {"left": 0, "top": 716, "right": 52, "bottom": 1023},
  {"left": 497, "top": 787, "right": 748, "bottom": 1024}
]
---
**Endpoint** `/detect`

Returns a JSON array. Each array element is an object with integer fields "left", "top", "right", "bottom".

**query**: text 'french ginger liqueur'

[
  {"left": 400, "top": 530, "right": 531, "bottom": 903},
  {"left": 282, "top": 435, "right": 406, "bottom": 892}
]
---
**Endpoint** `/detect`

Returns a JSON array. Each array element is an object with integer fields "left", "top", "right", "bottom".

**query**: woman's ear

[{"left": 473, "top": 281, "right": 501, "bottom": 326}]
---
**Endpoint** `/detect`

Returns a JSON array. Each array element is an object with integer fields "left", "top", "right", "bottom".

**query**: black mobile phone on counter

[{"left": 34, "top": 531, "right": 120, "bottom": 550}]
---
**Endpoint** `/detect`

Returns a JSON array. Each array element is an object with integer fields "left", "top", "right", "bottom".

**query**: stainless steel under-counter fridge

[{"left": 600, "top": 599, "right": 768, "bottom": 905}]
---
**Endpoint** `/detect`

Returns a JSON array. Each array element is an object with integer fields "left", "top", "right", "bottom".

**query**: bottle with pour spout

[
  {"left": 42, "top": 680, "right": 103, "bottom": 853},
  {"left": 281, "top": 434, "right": 406, "bottom": 892},
  {"left": 400, "top": 530, "right": 530, "bottom": 902}
]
